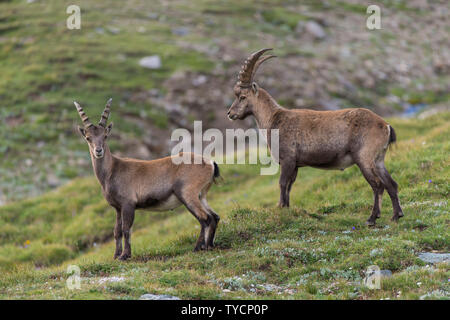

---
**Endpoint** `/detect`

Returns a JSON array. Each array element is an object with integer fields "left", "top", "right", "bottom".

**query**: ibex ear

[
  {"left": 105, "top": 122, "right": 113, "bottom": 136},
  {"left": 252, "top": 82, "right": 259, "bottom": 95},
  {"left": 78, "top": 126, "right": 86, "bottom": 137}
]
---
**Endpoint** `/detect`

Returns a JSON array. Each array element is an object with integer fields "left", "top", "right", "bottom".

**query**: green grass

[
  {"left": 1, "top": 0, "right": 447, "bottom": 203},
  {"left": 0, "top": 0, "right": 213, "bottom": 201},
  {"left": 0, "top": 113, "right": 448, "bottom": 299}
]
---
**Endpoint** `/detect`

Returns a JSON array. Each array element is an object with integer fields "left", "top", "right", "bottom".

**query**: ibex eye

[
  {"left": 240, "top": 96, "right": 246, "bottom": 101},
  {"left": 86, "top": 137, "right": 91, "bottom": 142}
]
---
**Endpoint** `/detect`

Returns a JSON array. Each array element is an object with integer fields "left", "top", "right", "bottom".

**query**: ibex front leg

[
  {"left": 119, "top": 204, "right": 135, "bottom": 261},
  {"left": 113, "top": 207, "right": 123, "bottom": 259},
  {"left": 278, "top": 162, "right": 298, "bottom": 208}
]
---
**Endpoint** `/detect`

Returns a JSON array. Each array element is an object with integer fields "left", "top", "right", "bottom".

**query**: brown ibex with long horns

[
  {"left": 74, "top": 99, "right": 220, "bottom": 260},
  {"left": 227, "top": 49, "right": 403, "bottom": 226}
]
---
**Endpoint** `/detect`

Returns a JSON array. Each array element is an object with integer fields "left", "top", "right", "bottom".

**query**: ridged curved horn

[
  {"left": 74, "top": 101, "right": 93, "bottom": 128},
  {"left": 237, "top": 48, "right": 273, "bottom": 87},
  {"left": 99, "top": 98, "right": 112, "bottom": 127},
  {"left": 252, "top": 54, "right": 276, "bottom": 82}
]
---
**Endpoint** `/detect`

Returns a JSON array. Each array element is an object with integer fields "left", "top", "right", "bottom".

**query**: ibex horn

[
  {"left": 99, "top": 98, "right": 112, "bottom": 127},
  {"left": 237, "top": 48, "right": 273, "bottom": 87},
  {"left": 74, "top": 101, "right": 93, "bottom": 128}
]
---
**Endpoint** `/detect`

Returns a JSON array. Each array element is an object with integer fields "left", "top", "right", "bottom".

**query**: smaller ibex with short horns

[
  {"left": 228, "top": 49, "right": 404, "bottom": 226},
  {"left": 74, "top": 99, "right": 221, "bottom": 260}
]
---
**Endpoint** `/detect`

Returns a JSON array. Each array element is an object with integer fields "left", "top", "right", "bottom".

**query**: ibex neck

[
  {"left": 252, "top": 89, "right": 281, "bottom": 130},
  {"left": 90, "top": 144, "right": 113, "bottom": 189}
]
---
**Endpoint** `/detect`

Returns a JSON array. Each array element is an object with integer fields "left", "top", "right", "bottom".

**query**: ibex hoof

[
  {"left": 366, "top": 220, "right": 376, "bottom": 227},
  {"left": 118, "top": 253, "right": 131, "bottom": 261}
]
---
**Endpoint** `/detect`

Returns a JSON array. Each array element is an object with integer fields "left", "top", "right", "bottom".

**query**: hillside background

[{"left": 0, "top": 0, "right": 448, "bottom": 299}]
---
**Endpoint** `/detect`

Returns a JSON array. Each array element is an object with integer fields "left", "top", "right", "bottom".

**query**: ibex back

[
  {"left": 228, "top": 49, "right": 404, "bottom": 226},
  {"left": 75, "top": 99, "right": 220, "bottom": 260}
]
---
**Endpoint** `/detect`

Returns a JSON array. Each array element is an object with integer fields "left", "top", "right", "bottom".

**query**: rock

[
  {"left": 164, "top": 103, "right": 186, "bottom": 116},
  {"left": 305, "top": 21, "right": 326, "bottom": 40},
  {"left": 139, "top": 56, "right": 162, "bottom": 69},
  {"left": 318, "top": 99, "right": 340, "bottom": 110},
  {"left": 107, "top": 27, "right": 120, "bottom": 34},
  {"left": 370, "top": 248, "right": 383, "bottom": 257},
  {"left": 192, "top": 75, "right": 207, "bottom": 86},
  {"left": 420, "top": 289, "right": 449, "bottom": 300},
  {"left": 46, "top": 173, "right": 60, "bottom": 188},
  {"left": 148, "top": 88, "right": 160, "bottom": 97},
  {"left": 97, "top": 277, "right": 126, "bottom": 285},
  {"left": 418, "top": 252, "right": 450, "bottom": 264},
  {"left": 380, "top": 270, "right": 392, "bottom": 278},
  {"left": 295, "top": 21, "right": 304, "bottom": 33},
  {"left": 132, "top": 145, "right": 152, "bottom": 160},
  {"left": 172, "top": 27, "right": 190, "bottom": 36},
  {"left": 0, "top": 190, "right": 4, "bottom": 206},
  {"left": 139, "top": 294, "right": 180, "bottom": 300},
  {"left": 147, "top": 13, "right": 159, "bottom": 20}
]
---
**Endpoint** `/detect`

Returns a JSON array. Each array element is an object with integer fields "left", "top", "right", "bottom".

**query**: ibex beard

[
  {"left": 74, "top": 99, "right": 221, "bottom": 260},
  {"left": 227, "top": 48, "right": 404, "bottom": 226}
]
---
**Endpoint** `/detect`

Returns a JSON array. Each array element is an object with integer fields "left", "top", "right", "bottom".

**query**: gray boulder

[
  {"left": 139, "top": 294, "right": 180, "bottom": 300},
  {"left": 139, "top": 56, "right": 162, "bottom": 69},
  {"left": 418, "top": 252, "right": 450, "bottom": 264}
]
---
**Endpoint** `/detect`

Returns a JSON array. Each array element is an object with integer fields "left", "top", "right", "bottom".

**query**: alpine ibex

[
  {"left": 74, "top": 99, "right": 220, "bottom": 260},
  {"left": 227, "top": 49, "right": 404, "bottom": 226}
]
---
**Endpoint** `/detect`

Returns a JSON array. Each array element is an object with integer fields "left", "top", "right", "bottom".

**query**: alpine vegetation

[
  {"left": 74, "top": 99, "right": 221, "bottom": 260},
  {"left": 227, "top": 49, "right": 404, "bottom": 226}
]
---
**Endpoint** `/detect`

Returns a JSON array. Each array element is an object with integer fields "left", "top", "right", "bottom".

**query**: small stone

[
  {"left": 107, "top": 27, "right": 120, "bottom": 34},
  {"left": 46, "top": 173, "right": 60, "bottom": 188},
  {"left": 380, "top": 270, "right": 392, "bottom": 278},
  {"left": 147, "top": 13, "right": 159, "bottom": 20},
  {"left": 139, "top": 56, "right": 162, "bottom": 69},
  {"left": 295, "top": 21, "right": 304, "bottom": 33},
  {"left": 139, "top": 294, "right": 180, "bottom": 300},
  {"left": 370, "top": 248, "right": 383, "bottom": 257},
  {"left": 418, "top": 252, "right": 450, "bottom": 264},
  {"left": 172, "top": 27, "right": 190, "bottom": 36},
  {"left": 192, "top": 75, "right": 207, "bottom": 86},
  {"left": 305, "top": 21, "right": 326, "bottom": 40}
]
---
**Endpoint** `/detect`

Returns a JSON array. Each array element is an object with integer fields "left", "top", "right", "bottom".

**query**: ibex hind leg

[
  {"left": 200, "top": 184, "right": 220, "bottom": 248},
  {"left": 278, "top": 163, "right": 298, "bottom": 208},
  {"left": 375, "top": 162, "right": 404, "bottom": 222},
  {"left": 201, "top": 200, "right": 220, "bottom": 248},
  {"left": 175, "top": 189, "right": 214, "bottom": 251},
  {"left": 356, "top": 161, "right": 383, "bottom": 226}
]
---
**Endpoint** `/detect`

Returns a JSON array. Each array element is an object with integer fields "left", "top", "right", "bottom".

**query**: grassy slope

[
  {"left": 2, "top": 0, "right": 448, "bottom": 202},
  {"left": 0, "top": 113, "right": 448, "bottom": 299},
  {"left": 0, "top": 0, "right": 214, "bottom": 201}
]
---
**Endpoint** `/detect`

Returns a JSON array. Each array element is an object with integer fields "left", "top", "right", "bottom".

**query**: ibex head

[
  {"left": 228, "top": 48, "right": 276, "bottom": 120},
  {"left": 74, "top": 98, "right": 113, "bottom": 159}
]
